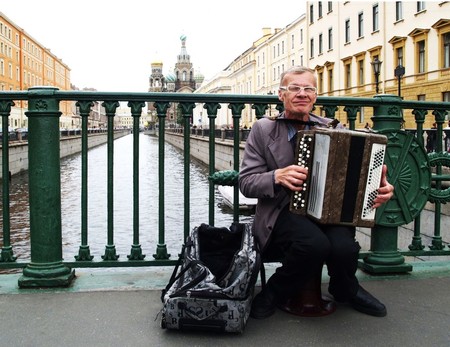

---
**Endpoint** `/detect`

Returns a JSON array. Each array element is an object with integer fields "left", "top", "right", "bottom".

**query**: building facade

[
  {"left": 0, "top": 12, "right": 74, "bottom": 130},
  {"left": 195, "top": 1, "right": 450, "bottom": 130}
]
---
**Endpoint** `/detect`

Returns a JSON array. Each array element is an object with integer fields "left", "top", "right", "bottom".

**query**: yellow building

[
  {"left": 195, "top": 1, "right": 450, "bottom": 130},
  {"left": 0, "top": 12, "right": 73, "bottom": 129}
]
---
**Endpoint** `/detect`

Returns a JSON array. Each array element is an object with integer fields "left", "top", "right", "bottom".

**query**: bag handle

[
  {"left": 161, "top": 243, "right": 186, "bottom": 302},
  {"left": 168, "top": 260, "right": 208, "bottom": 298}
]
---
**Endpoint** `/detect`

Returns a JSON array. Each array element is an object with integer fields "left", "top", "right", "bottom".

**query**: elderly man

[{"left": 239, "top": 66, "right": 394, "bottom": 319}]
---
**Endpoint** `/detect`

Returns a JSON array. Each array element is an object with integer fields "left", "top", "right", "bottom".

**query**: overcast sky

[{"left": 1, "top": 0, "right": 306, "bottom": 92}]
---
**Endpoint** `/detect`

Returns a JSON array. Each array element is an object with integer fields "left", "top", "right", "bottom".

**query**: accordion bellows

[{"left": 290, "top": 128, "right": 387, "bottom": 227}]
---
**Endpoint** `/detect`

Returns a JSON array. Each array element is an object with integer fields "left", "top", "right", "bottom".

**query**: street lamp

[
  {"left": 371, "top": 57, "right": 382, "bottom": 94},
  {"left": 394, "top": 64, "right": 405, "bottom": 98}
]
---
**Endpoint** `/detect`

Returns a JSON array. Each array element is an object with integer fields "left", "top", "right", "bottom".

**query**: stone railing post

[{"left": 19, "top": 87, "right": 75, "bottom": 287}]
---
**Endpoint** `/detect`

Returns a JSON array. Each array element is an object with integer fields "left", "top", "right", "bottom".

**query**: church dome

[
  {"left": 165, "top": 72, "right": 176, "bottom": 82},
  {"left": 194, "top": 71, "right": 205, "bottom": 83}
]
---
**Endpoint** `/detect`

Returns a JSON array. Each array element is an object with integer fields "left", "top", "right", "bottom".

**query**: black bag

[{"left": 160, "top": 223, "right": 260, "bottom": 333}]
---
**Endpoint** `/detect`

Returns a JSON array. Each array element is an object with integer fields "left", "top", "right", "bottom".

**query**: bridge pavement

[{"left": 0, "top": 261, "right": 449, "bottom": 347}]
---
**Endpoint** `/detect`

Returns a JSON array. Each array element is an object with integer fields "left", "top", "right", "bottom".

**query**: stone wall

[
  {"left": 164, "top": 132, "right": 245, "bottom": 172},
  {"left": 1, "top": 131, "right": 129, "bottom": 179}
]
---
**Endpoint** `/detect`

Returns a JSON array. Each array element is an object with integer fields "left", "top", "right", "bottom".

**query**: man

[{"left": 239, "top": 66, "right": 394, "bottom": 319}]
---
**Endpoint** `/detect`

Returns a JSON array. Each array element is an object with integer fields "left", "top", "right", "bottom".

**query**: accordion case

[{"left": 290, "top": 128, "right": 387, "bottom": 228}]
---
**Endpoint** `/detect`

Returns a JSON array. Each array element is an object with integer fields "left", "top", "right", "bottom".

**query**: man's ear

[{"left": 278, "top": 90, "right": 284, "bottom": 102}]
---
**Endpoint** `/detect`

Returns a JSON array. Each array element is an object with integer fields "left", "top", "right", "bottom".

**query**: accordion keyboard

[
  {"left": 361, "top": 143, "right": 386, "bottom": 220},
  {"left": 291, "top": 134, "right": 314, "bottom": 212}
]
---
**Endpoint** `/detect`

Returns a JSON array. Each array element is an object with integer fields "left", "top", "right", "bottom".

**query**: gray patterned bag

[{"left": 160, "top": 223, "right": 260, "bottom": 333}]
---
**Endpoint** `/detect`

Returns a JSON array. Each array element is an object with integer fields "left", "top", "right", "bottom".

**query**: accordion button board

[{"left": 289, "top": 128, "right": 388, "bottom": 228}]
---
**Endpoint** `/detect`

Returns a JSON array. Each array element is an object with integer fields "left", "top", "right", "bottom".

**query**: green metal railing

[{"left": 0, "top": 87, "right": 449, "bottom": 287}]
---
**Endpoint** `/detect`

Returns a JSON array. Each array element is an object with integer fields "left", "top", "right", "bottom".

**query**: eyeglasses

[{"left": 279, "top": 85, "right": 317, "bottom": 94}]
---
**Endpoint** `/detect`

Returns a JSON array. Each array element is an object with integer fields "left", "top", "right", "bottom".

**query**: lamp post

[
  {"left": 371, "top": 57, "right": 382, "bottom": 94},
  {"left": 394, "top": 64, "right": 405, "bottom": 98}
]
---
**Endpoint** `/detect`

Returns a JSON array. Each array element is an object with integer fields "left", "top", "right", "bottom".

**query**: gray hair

[{"left": 279, "top": 66, "right": 317, "bottom": 87}]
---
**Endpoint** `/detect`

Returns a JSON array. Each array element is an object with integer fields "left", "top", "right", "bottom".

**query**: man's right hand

[{"left": 274, "top": 165, "right": 308, "bottom": 191}]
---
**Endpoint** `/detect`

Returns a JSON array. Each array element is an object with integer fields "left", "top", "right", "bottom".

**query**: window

[
  {"left": 300, "top": 29, "right": 303, "bottom": 44},
  {"left": 310, "top": 38, "right": 314, "bottom": 58},
  {"left": 328, "top": 1, "right": 333, "bottom": 13},
  {"left": 417, "top": 1, "right": 425, "bottom": 12},
  {"left": 358, "top": 12, "right": 364, "bottom": 38},
  {"left": 444, "top": 32, "right": 450, "bottom": 68},
  {"left": 318, "top": 71, "right": 323, "bottom": 93},
  {"left": 417, "top": 94, "right": 426, "bottom": 101},
  {"left": 358, "top": 60, "right": 365, "bottom": 85},
  {"left": 395, "top": 1, "right": 403, "bottom": 21},
  {"left": 345, "top": 19, "right": 350, "bottom": 43},
  {"left": 390, "top": 36, "right": 407, "bottom": 71},
  {"left": 319, "top": 33, "right": 323, "bottom": 54},
  {"left": 372, "top": 4, "right": 379, "bottom": 32},
  {"left": 318, "top": 1, "right": 323, "bottom": 18},
  {"left": 328, "top": 28, "right": 333, "bottom": 50},
  {"left": 310, "top": 4, "right": 314, "bottom": 24},
  {"left": 418, "top": 40, "right": 425, "bottom": 73},
  {"left": 291, "top": 34, "right": 295, "bottom": 49},
  {"left": 396, "top": 47, "right": 404, "bottom": 66},
  {"left": 328, "top": 68, "right": 334, "bottom": 92},
  {"left": 344, "top": 62, "right": 352, "bottom": 89}
]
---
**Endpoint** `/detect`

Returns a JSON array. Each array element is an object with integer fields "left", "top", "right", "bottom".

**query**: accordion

[{"left": 289, "top": 128, "right": 387, "bottom": 227}]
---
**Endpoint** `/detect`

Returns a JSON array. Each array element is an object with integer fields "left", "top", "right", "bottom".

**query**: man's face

[{"left": 278, "top": 72, "right": 317, "bottom": 119}]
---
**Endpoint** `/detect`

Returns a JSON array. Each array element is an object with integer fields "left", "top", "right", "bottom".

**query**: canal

[{"left": 2, "top": 133, "right": 254, "bottom": 262}]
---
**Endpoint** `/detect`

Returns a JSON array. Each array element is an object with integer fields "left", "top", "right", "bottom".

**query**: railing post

[
  {"left": 360, "top": 94, "right": 417, "bottom": 274},
  {"left": 19, "top": 87, "right": 75, "bottom": 287},
  {"left": 0, "top": 100, "right": 17, "bottom": 263}
]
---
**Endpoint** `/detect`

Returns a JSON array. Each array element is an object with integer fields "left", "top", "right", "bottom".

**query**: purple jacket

[{"left": 239, "top": 113, "right": 341, "bottom": 251}]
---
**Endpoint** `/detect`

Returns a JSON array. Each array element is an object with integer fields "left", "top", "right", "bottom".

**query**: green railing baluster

[
  {"left": 153, "top": 101, "right": 170, "bottom": 260},
  {"left": 101, "top": 101, "right": 120, "bottom": 260},
  {"left": 179, "top": 102, "right": 196, "bottom": 240},
  {"left": 0, "top": 100, "right": 16, "bottom": 262},
  {"left": 19, "top": 87, "right": 75, "bottom": 287},
  {"left": 323, "top": 105, "right": 338, "bottom": 119},
  {"left": 75, "top": 100, "right": 94, "bottom": 261},
  {"left": 429, "top": 109, "right": 447, "bottom": 251},
  {"left": 343, "top": 105, "right": 359, "bottom": 130},
  {"left": 228, "top": 103, "right": 245, "bottom": 223},
  {"left": 409, "top": 109, "right": 427, "bottom": 251},
  {"left": 128, "top": 101, "right": 146, "bottom": 260},
  {"left": 204, "top": 102, "right": 220, "bottom": 226}
]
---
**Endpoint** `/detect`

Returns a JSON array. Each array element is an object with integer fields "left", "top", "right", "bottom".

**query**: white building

[{"left": 195, "top": 1, "right": 450, "bottom": 129}]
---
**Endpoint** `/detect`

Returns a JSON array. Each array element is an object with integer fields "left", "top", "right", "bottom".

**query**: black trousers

[{"left": 264, "top": 206, "right": 361, "bottom": 301}]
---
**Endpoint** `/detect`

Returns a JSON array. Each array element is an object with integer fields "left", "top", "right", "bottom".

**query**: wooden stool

[{"left": 260, "top": 262, "right": 336, "bottom": 317}]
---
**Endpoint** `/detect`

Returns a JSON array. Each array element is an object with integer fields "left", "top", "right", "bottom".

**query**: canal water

[{"left": 2, "top": 134, "right": 254, "bottom": 262}]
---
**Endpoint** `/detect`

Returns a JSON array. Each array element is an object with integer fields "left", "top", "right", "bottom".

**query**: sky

[{"left": 1, "top": 0, "right": 306, "bottom": 92}]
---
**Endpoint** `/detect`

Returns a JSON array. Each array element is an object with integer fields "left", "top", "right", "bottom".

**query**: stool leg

[{"left": 277, "top": 268, "right": 336, "bottom": 317}]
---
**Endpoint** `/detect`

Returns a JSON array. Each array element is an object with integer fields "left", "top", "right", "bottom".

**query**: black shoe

[
  {"left": 348, "top": 286, "right": 387, "bottom": 317},
  {"left": 250, "top": 286, "right": 277, "bottom": 319}
]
